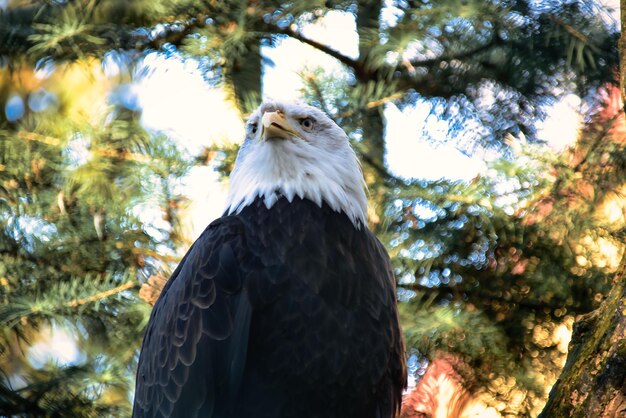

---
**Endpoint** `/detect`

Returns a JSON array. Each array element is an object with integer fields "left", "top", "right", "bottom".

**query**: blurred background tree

[
  {"left": 0, "top": 59, "right": 192, "bottom": 415},
  {"left": 536, "top": 5, "right": 626, "bottom": 416},
  {"left": 0, "top": 0, "right": 623, "bottom": 417}
]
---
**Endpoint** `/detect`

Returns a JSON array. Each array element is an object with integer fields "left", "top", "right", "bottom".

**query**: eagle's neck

[{"left": 224, "top": 139, "right": 368, "bottom": 227}]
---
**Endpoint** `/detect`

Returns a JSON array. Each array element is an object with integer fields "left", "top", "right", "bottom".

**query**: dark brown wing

[
  {"left": 232, "top": 197, "right": 407, "bottom": 418},
  {"left": 133, "top": 197, "right": 407, "bottom": 418},
  {"left": 370, "top": 232, "right": 407, "bottom": 417},
  {"left": 132, "top": 216, "right": 251, "bottom": 418}
]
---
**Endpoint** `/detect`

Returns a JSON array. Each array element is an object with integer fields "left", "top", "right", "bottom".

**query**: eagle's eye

[
  {"left": 249, "top": 123, "right": 258, "bottom": 135},
  {"left": 300, "top": 118, "right": 314, "bottom": 132}
]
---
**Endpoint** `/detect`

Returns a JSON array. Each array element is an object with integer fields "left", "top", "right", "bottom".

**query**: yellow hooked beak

[{"left": 261, "top": 110, "right": 299, "bottom": 140}]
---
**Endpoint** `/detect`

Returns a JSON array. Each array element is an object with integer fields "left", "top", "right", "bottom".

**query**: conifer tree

[
  {"left": 537, "top": 4, "right": 626, "bottom": 413},
  {"left": 0, "top": 61, "right": 191, "bottom": 416},
  {"left": 0, "top": 1, "right": 622, "bottom": 416}
]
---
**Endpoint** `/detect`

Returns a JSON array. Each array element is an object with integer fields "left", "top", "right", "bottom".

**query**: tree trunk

[
  {"left": 539, "top": 5, "right": 626, "bottom": 416},
  {"left": 621, "top": 0, "right": 626, "bottom": 108},
  {"left": 229, "top": 40, "right": 263, "bottom": 115},
  {"left": 539, "top": 260, "right": 626, "bottom": 417},
  {"left": 356, "top": 0, "right": 387, "bottom": 232}
]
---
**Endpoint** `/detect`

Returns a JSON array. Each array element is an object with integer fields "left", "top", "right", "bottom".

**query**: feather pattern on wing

[{"left": 133, "top": 197, "right": 405, "bottom": 418}]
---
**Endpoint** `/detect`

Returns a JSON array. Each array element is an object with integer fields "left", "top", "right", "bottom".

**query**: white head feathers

[{"left": 224, "top": 100, "right": 368, "bottom": 227}]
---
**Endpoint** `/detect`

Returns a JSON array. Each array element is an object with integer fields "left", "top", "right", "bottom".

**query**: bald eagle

[{"left": 133, "top": 101, "right": 407, "bottom": 418}]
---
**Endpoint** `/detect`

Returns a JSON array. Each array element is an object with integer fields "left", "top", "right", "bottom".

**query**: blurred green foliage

[
  {"left": 0, "top": 0, "right": 623, "bottom": 416},
  {"left": 0, "top": 60, "right": 192, "bottom": 416}
]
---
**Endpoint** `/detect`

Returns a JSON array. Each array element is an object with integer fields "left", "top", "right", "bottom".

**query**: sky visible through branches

[{"left": 22, "top": 0, "right": 621, "bottom": 394}]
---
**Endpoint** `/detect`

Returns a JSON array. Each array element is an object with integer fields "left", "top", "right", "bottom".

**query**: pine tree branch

[
  {"left": 96, "top": 148, "right": 154, "bottom": 164},
  {"left": 335, "top": 94, "right": 405, "bottom": 121},
  {"left": 269, "top": 25, "right": 362, "bottom": 71},
  {"left": 265, "top": 21, "right": 506, "bottom": 99},
  {"left": 303, "top": 73, "right": 332, "bottom": 116},
  {"left": 0, "top": 384, "right": 45, "bottom": 417},
  {"left": 8, "top": 280, "right": 139, "bottom": 326},
  {"left": 267, "top": 25, "right": 484, "bottom": 98},
  {"left": 132, "top": 247, "right": 180, "bottom": 263},
  {"left": 17, "top": 131, "right": 61, "bottom": 147},
  {"left": 409, "top": 35, "right": 502, "bottom": 67},
  {"left": 65, "top": 280, "right": 136, "bottom": 308},
  {"left": 404, "top": 282, "right": 590, "bottom": 314},
  {"left": 0, "top": 280, "right": 139, "bottom": 329},
  {"left": 0, "top": 3, "right": 206, "bottom": 59},
  {"left": 365, "top": 93, "right": 404, "bottom": 108},
  {"left": 142, "top": 16, "right": 209, "bottom": 51},
  {"left": 15, "top": 131, "right": 158, "bottom": 164},
  {"left": 549, "top": 15, "right": 588, "bottom": 44}
]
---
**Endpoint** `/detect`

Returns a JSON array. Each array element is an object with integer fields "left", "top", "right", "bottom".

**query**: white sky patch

[
  {"left": 182, "top": 166, "right": 229, "bottom": 240},
  {"left": 137, "top": 54, "right": 243, "bottom": 239},
  {"left": 299, "top": 11, "right": 359, "bottom": 59},
  {"left": 536, "top": 94, "right": 582, "bottom": 152},
  {"left": 262, "top": 39, "right": 313, "bottom": 101},
  {"left": 600, "top": 0, "right": 620, "bottom": 24},
  {"left": 385, "top": 103, "right": 486, "bottom": 181},
  {"left": 263, "top": 11, "right": 357, "bottom": 99},
  {"left": 28, "top": 324, "right": 82, "bottom": 368},
  {"left": 137, "top": 54, "right": 244, "bottom": 152}
]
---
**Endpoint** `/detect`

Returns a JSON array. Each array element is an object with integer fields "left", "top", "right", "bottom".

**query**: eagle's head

[{"left": 224, "top": 100, "right": 367, "bottom": 227}]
